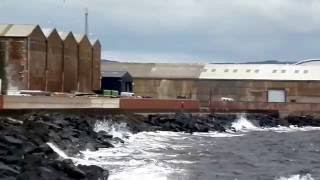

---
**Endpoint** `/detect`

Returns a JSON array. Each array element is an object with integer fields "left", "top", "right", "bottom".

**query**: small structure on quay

[{"left": 101, "top": 71, "right": 133, "bottom": 94}]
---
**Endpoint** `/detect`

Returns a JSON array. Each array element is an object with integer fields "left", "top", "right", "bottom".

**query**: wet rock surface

[
  {"left": 0, "top": 113, "right": 110, "bottom": 180},
  {"left": 285, "top": 115, "right": 320, "bottom": 127},
  {"left": 146, "top": 113, "right": 226, "bottom": 133},
  {"left": 145, "top": 113, "right": 284, "bottom": 133}
]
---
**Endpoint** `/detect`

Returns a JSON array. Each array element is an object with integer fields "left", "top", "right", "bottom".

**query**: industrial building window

[
  {"left": 233, "top": 69, "right": 238, "bottom": 73},
  {"left": 224, "top": 69, "right": 229, "bottom": 72},
  {"left": 281, "top": 70, "right": 286, "bottom": 73},
  {"left": 255, "top": 69, "right": 260, "bottom": 73},
  {"left": 246, "top": 69, "right": 251, "bottom": 73},
  {"left": 272, "top": 70, "right": 277, "bottom": 73},
  {"left": 294, "top": 70, "right": 300, "bottom": 73},
  {"left": 304, "top": 70, "right": 309, "bottom": 74},
  {"left": 211, "top": 69, "right": 216, "bottom": 72}
]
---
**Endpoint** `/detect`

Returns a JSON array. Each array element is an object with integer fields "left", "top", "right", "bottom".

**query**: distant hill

[
  {"left": 101, "top": 59, "right": 118, "bottom": 63},
  {"left": 102, "top": 59, "right": 295, "bottom": 64}
]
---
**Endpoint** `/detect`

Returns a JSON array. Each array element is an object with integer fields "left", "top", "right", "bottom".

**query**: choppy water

[{"left": 50, "top": 116, "right": 320, "bottom": 180}]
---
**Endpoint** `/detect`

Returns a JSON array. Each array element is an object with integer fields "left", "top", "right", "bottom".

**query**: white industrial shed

[
  {"left": 200, "top": 64, "right": 320, "bottom": 81},
  {"left": 102, "top": 61, "right": 320, "bottom": 105}
]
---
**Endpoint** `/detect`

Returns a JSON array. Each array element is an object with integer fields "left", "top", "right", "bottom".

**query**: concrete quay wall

[
  {"left": 1, "top": 96, "right": 119, "bottom": 109},
  {"left": 0, "top": 96, "right": 200, "bottom": 112}
]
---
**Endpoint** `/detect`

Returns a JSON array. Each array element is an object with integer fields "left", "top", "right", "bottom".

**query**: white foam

[
  {"left": 47, "top": 142, "right": 69, "bottom": 159},
  {"left": 230, "top": 115, "right": 320, "bottom": 133},
  {"left": 94, "top": 120, "right": 132, "bottom": 140},
  {"left": 275, "top": 174, "right": 314, "bottom": 180},
  {"left": 193, "top": 131, "right": 244, "bottom": 137},
  {"left": 231, "top": 115, "right": 258, "bottom": 132},
  {"left": 267, "top": 125, "right": 320, "bottom": 133},
  {"left": 109, "top": 163, "right": 173, "bottom": 180}
]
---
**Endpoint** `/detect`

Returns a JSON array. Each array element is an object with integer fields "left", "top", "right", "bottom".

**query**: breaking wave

[
  {"left": 230, "top": 115, "right": 320, "bottom": 133},
  {"left": 275, "top": 174, "right": 314, "bottom": 180},
  {"left": 47, "top": 117, "right": 320, "bottom": 180},
  {"left": 231, "top": 115, "right": 259, "bottom": 131}
]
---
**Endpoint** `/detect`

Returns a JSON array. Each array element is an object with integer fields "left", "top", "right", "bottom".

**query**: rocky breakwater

[
  {"left": 145, "top": 113, "right": 284, "bottom": 132},
  {"left": 0, "top": 113, "right": 115, "bottom": 180},
  {"left": 2, "top": 111, "right": 320, "bottom": 179},
  {"left": 285, "top": 115, "right": 320, "bottom": 127}
]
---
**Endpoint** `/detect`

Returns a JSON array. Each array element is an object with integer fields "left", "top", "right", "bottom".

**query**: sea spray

[
  {"left": 94, "top": 120, "right": 132, "bottom": 140},
  {"left": 231, "top": 115, "right": 258, "bottom": 131}
]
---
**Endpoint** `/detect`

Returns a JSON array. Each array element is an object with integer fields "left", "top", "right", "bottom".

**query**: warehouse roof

[
  {"left": 101, "top": 71, "right": 131, "bottom": 78},
  {"left": 101, "top": 62, "right": 204, "bottom": 79},
  {"left": 295, "top": 59, "right": 320, "bottom": 66},
  {"left": 200, "top": 64, "right": 320, "bottom": 81},
  {"left": 0, "top": 24, "right": 39, "bottom": 37}
]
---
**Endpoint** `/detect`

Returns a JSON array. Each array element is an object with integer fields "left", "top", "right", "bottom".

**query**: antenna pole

[{"left": 85, "top": 8, "right": 88, "bottom": 35}]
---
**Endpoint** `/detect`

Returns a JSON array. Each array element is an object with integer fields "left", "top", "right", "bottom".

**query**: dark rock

[
  {"left": 0, "top": 161, "right": 19, "bottom": 176},
  {"left": 1, "top": 135, "right": 23, "bottom": 145},
  {"left": 286, "top": 115, "right": 320, "bottom": 127},
  {"left": 0, "top": 155, "right": 22, "bottom": 164},
  {"left": 246, "top": 114, "right": 279, "bottom": 127},
  {"left": 97, "top": 131, "right": 113, "bottom": 139},
  {"left": 58, "top": 159, "right": 86, "bottom": 179},
  {"left": 78, "top": 164, "right": 109, "bottom": 180}
]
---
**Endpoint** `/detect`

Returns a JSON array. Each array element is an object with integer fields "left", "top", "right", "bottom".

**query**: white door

[{"left": 268, "top": 90, "right": 286, "bottom": 103}]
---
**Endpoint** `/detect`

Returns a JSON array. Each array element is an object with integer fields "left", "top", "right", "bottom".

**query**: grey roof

[
  {"left": 0, "top": 24, "right": 38, "bottom": 37},
  {"left": 101, "top": 62, "right": 204, "bottom": 79},
  {"left": 101, "top": 71, "right": 130, "bottom": 78}
]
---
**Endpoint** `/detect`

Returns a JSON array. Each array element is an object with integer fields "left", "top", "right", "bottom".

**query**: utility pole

[{"left": 85, "top": 8, "right": 88, "bottom": 35}]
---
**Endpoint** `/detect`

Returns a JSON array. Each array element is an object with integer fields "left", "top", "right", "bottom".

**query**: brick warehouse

[{"left": 0, "top": 24, "right": 101, "bottom": 94}]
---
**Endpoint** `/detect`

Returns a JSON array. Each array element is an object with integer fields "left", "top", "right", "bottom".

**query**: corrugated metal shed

[
  {"left": 44, "top": 28, "right": 63, "bottom": 92},
  {"left": 76, "top": 34, "right": 92, "bottom": 92},
  {"left": 27, "top": 25, "right": 47, "bottom": 90},
  {"left": 200, "top": 64, "right": 320, "bottom": 81},
  {"left": 92, "top": 40, "right": 101, "bottom": 91},
  {"left": 101, "top": 62, "right": 204, "bottom": 79},
  {"left": 59, "top": 32, "right": 78, "bottom": 92}
]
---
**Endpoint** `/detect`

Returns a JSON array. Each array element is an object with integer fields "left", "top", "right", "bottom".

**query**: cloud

[{"left": 1, "top": 0, "right": 320, "bottom": 62}]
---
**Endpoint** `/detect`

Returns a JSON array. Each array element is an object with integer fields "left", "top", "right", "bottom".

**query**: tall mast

[{"left": 85, "top": 8, "right": 88, "bottom": 35}]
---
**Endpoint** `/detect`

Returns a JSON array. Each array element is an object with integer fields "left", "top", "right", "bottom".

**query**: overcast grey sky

[{"left": 1, "top": 0, "right": 320, "bottom": 63}]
